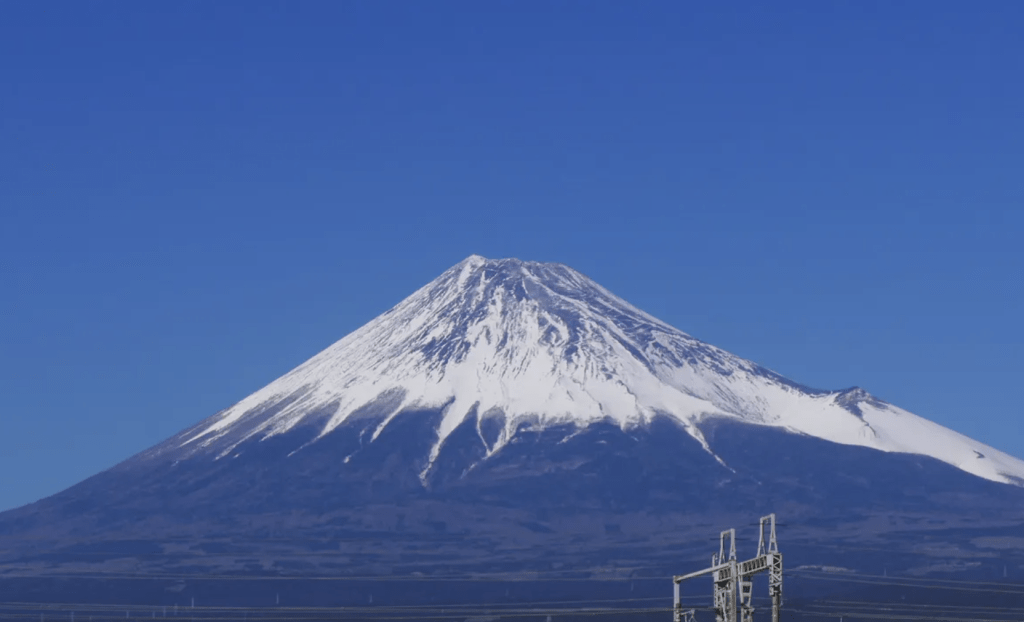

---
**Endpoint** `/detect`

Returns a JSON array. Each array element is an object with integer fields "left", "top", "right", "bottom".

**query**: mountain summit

[{"left": 161, "top": 255, "right": 1024, "bottom": 486}]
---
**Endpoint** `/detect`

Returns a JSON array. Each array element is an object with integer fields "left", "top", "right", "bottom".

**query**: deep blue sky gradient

[{"left": 2, "top": 2, "right": 1023, "bottom": 511}]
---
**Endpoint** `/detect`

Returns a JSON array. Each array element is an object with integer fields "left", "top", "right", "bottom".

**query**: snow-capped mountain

[
  {"left": 4, "top": 255, "right": 1024, "bottom": 611},
  {"left": 164, "top": 255, "right": 1024, "bottom": 486}
]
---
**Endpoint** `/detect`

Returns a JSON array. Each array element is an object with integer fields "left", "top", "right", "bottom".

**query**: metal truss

[{"left": 672, "top": 514, "right": 783, "bottom": 622}]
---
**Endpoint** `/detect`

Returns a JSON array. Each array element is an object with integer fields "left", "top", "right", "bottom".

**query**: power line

[
  {"left": 0, "top": 606, "right": 685, "bottom": 621},
  {"left": 788, "top": 570, "right": 1024, "bottom": 596},
  {"left": 0, "top": 568, "right": 675, "bottom": 582},
  {"left": 0, "top": 594, "right": 690, "bottom": 612},
  {"left": 790, "top": 568, "right": 1024, "bottom": 589},
  {"left": 789, "top": 606, "right": 1024, "bottom": 621}
]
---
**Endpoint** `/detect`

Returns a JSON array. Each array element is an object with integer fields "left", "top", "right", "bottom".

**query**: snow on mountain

[{"left": 176, "top": 255, "right": 1024, "bottom": 486}]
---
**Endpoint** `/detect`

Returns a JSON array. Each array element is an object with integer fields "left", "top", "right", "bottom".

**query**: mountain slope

[{"left": 151, "top": 255, "right": 1024, "bottom": 486}]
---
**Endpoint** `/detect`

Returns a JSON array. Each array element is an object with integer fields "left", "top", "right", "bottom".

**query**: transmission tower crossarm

[{"left": 673, "top": 561, "right": 732, "bottom": 583}]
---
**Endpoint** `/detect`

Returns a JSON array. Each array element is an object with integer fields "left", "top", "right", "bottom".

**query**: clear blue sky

[{"left": 2, "top": 2, "right": 1022, "bottom": 512}]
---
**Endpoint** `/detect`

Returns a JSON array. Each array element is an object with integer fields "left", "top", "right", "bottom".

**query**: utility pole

[{"left": 672, "top": 514, "right": 783, "bottom": 622}]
